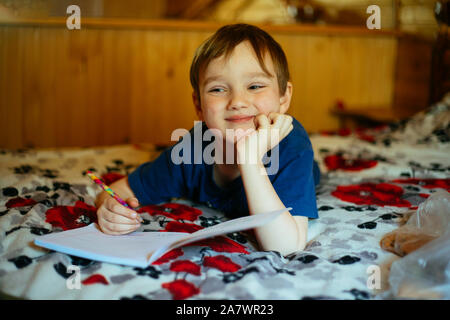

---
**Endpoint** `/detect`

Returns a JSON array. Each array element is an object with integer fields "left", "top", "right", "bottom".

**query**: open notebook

[{"left": 34, "top": 208, "right": 290, "bottom": 268}]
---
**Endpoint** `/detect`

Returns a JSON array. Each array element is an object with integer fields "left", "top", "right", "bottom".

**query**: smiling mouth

[{"left": 225, "top": 115, "right": 255, "bottom": 123}]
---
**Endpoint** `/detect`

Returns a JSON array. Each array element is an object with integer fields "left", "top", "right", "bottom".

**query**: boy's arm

[
  {"left": 239, "top": 161, "right": 307, "bottom": 255},
  {"left": 236, "top": 113, "right": 307, "bottom": 255}
]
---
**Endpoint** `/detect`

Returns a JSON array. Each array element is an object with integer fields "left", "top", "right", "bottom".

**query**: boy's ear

[
  {"left": 192, "top": 91, "right": 203, "bottom": 120},
  {"left": 279, "top": 82, "right": 293, "bottom": 114}
]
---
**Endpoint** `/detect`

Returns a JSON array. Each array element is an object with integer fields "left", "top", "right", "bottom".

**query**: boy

[{"left": 95, "top": 24, "right": 320, "bottom": 256}]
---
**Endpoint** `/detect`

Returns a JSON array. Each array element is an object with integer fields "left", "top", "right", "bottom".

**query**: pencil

[{"left": 85, "top": 170, "right": 133, "bottom": 210}]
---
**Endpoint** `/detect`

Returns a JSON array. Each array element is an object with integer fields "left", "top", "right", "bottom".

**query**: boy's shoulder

[{"left": 280, "top": 116, "right": 313, "bottom": 154}]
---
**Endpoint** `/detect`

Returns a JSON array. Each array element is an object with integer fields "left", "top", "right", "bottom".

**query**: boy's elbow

[{"left": 281, "top": 240, "right": 306, "bottom": 257}]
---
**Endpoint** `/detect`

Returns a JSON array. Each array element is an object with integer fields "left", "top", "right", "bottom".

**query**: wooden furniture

[
  {"left": 429, "top": 25, "right": 450, "bottom": 105},
  {"left": 0, "top": 18, "right": 432, "bottom": 148},
  {"left": 330, "top": 106, "right": 417, "bottom": 129}
]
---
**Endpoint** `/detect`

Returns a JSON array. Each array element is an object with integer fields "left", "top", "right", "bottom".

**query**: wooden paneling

[
  {"left": 393, "top": 34, "right": 432, "bottom": 113},
  {"left": 0, "top": 18, "right": 429, "bottom": 148}
]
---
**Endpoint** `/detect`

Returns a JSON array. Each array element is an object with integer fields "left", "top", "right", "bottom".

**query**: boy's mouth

[{"left": 225, "top": 115, "right": 255, "bottom": 123}]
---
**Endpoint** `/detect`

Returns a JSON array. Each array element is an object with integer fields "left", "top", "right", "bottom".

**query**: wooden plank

[
  {"left": 0, "top": 21, "right": 429, "bottom": 148},
  {"left": 0, "top": 17, "right": 401, "bottom": 36},
  {"left": 0, "top": 27, "right": 23, "bottom": 148}
]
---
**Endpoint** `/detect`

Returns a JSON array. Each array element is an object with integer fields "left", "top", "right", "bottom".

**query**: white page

[
  {"left": 35, "top": 207, "right": 290, "bottom": 268},
  {"left": 35, "top": 225, "right": 187, "bottom": 268},
  {"left": 147, "top": 207, "right": 291, "bottom": 264}
]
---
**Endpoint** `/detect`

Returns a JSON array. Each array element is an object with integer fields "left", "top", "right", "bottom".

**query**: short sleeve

[
  {"left": 128, "top": 147, "right": 186, "bottom": 205},
  {"left": 271, "top": 149, "right": 319, "bottom": 219}
]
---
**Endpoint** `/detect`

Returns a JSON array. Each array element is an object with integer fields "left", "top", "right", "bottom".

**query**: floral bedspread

[{"left": 1, "top": 97, "right": 449, "bottom": 300}]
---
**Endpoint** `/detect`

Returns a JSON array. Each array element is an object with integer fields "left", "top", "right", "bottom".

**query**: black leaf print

[
  {"left": 5, "top": 226, "right": 22, "bottom": 236},
  {"left": 302, "top": 295, "right": 336, "bottom": 300},
  {"left": 30, "top": 227, "right": 51, "bottom": 236},
  {"left": 345, "top": 288, "right": 370, "bottom": 300},
  {"left": 379, "top": 213, "right": 397, "bottom": 220},
  {"left": 400, "top": 172, "right": 411, "bottom": 177},
  {"left": 332, "top": 255, "right": 361, "bottom": 265},
  {"left": 227, "top": 232, "right": 247, "bottom": 244},
  {"left": 381, "top": 139, "right": 391, "bottom": 147},
  {"left": 342, "top": 206, "right": 364, "bottom": 212},
  {"left": 39, "top": 199, "right": 54, "bottom": 207},
  {"left": 358, "top": 212, "right": 403, "bottom": 229},
  {"left": 53, "top": 262, "right": 73, "bottom": 279},
  {"left": 2, "top": 187, "right": 19, "bottom": 197},
  {"left": 134, "top": 266, "right": 162, "bottom": 279},
  {"left": 69, "top": 255, "right": 95, "bottom": 267},
  {"left": 121, "top": 295, "right": 149, "bottom": 300},
  {"left": 358, "top": 221, "right": 377, "bottom": 229},
  {"left": 273, "top": 267, "right": 295, "bottom": 276},
  {"left": 36, "top": 185, "right": 50, "bottom": 193},
  {"left": 318, "top": 205, "right": 334, "bottom": 211},
  {"left": 404, "top": 186, "right": 420, "bottom": 192},
  {"left": 297, "top": 255, "right": 319, "bottom": 264},
  {"left": 8, "top": 255, "right": 33, "bottom": 269},
  {"left": 223, "top": 267, "right": 259, "bottom": 283},
  {"left": 53, "top": 182, "right": 71, "bottom": 192},
  {"left": 14, "top": 165, "right": 34, "bottom": 174},
  {"left": 42, "top": 169, "right": 58, "bottom": 178}
]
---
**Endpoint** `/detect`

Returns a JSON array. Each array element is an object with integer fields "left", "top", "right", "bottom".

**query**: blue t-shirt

[{"left": 128, "top": 118, "right": 320, "bottom": 219}]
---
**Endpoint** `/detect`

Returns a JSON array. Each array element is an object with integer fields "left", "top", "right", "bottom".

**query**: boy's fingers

[
  {"left": 267, "top": 112, "right": 279, "bottom": 125},
  {"left": 99, "top": 218, "right": 140, "bottom": 235},
  {"left": 105, "top": 198, "right": 138, "bottom": 220},
  {"left": 254, "top": 114, "right": 270, "bottom": 129},
  {"left": 127, "top": 197, "right": 140, "bottom": 208},
  {"left": 100, "top": 206, "right": 139, "bottom": 225}
]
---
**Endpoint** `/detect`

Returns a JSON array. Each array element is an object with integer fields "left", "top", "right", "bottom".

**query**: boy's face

[{"left": 193, "top": 41, "right": 292, "bottom": 143}]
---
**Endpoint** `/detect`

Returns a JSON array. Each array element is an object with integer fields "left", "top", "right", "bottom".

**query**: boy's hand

[
  {"left": 97, "top": 197, "right": 142, "bottom": 235},
  {"left": 235, "top": 112, "right": 293, "bottom": 165}
]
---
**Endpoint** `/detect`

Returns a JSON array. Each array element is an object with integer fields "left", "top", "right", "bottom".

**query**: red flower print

[
  {"left": 391, "top": 179, "right": 450, "bottom": 192},
  {"left": 170, "top": 260, "right": 201, "bottom": 276},
  {"left": 189, "top": 236, "right": 249, "bottom": 254},
  {"left": 324, "top": 154, "right": 378, "bottom": 172},
  {"left": 100, "top": 172, "right": 124, "bottom": 185},
  {"left": 163, "top": 221, "right": 204, "bottom": 233},
  {"left": 331, "top": 183, "right": 411, "bottom": 207},
  {"left": 203, "top": 255, "right": 242, "bottom": 273},
  {"left": 355, "top": 129, "right": 375, "bottom": 143},
  {"left": 5, "top": 197, "right": 37, "bottom": 208},
  {"left": 152, "top": 248, "right": 184, "bottom": 265},
  {"left": 138, "top": 203, "right": 202, "bottom": 222},
  {"left": 82, "top": 274, "right": 109, "bottom": 285},
  {"left": 45, "top": 201, "right": 98, "bottom": 230},
  {"left": 162, "top": 279, "right": 200, "bottom": 300}
]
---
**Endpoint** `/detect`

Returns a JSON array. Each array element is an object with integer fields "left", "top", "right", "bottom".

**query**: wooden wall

[{"left": 0, "top": 18, "right": 431, "bottom": 148}]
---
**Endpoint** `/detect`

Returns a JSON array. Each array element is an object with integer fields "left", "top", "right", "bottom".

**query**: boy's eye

[
  {"left": 208, "top": 87, "right": 225, "bottom": 93},
  {"left": 249, "top": 84, "right": 265, "bottom": 90}
]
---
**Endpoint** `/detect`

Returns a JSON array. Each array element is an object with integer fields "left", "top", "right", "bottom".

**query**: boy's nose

[{"left": 227, "top": 91, "right": 249, "bottom": 110}]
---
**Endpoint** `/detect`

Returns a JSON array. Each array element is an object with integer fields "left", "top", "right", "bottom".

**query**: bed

[{"left": 1, "top": 94, "right": 449, "bottom": 300}]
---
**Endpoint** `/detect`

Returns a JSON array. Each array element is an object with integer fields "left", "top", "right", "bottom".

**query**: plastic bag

[
  {"left": 380, "top": 189, "right": 450, "bottom": 256},
  {"left": 384, "top": 190, "right": 450, "bottom": 299}
]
